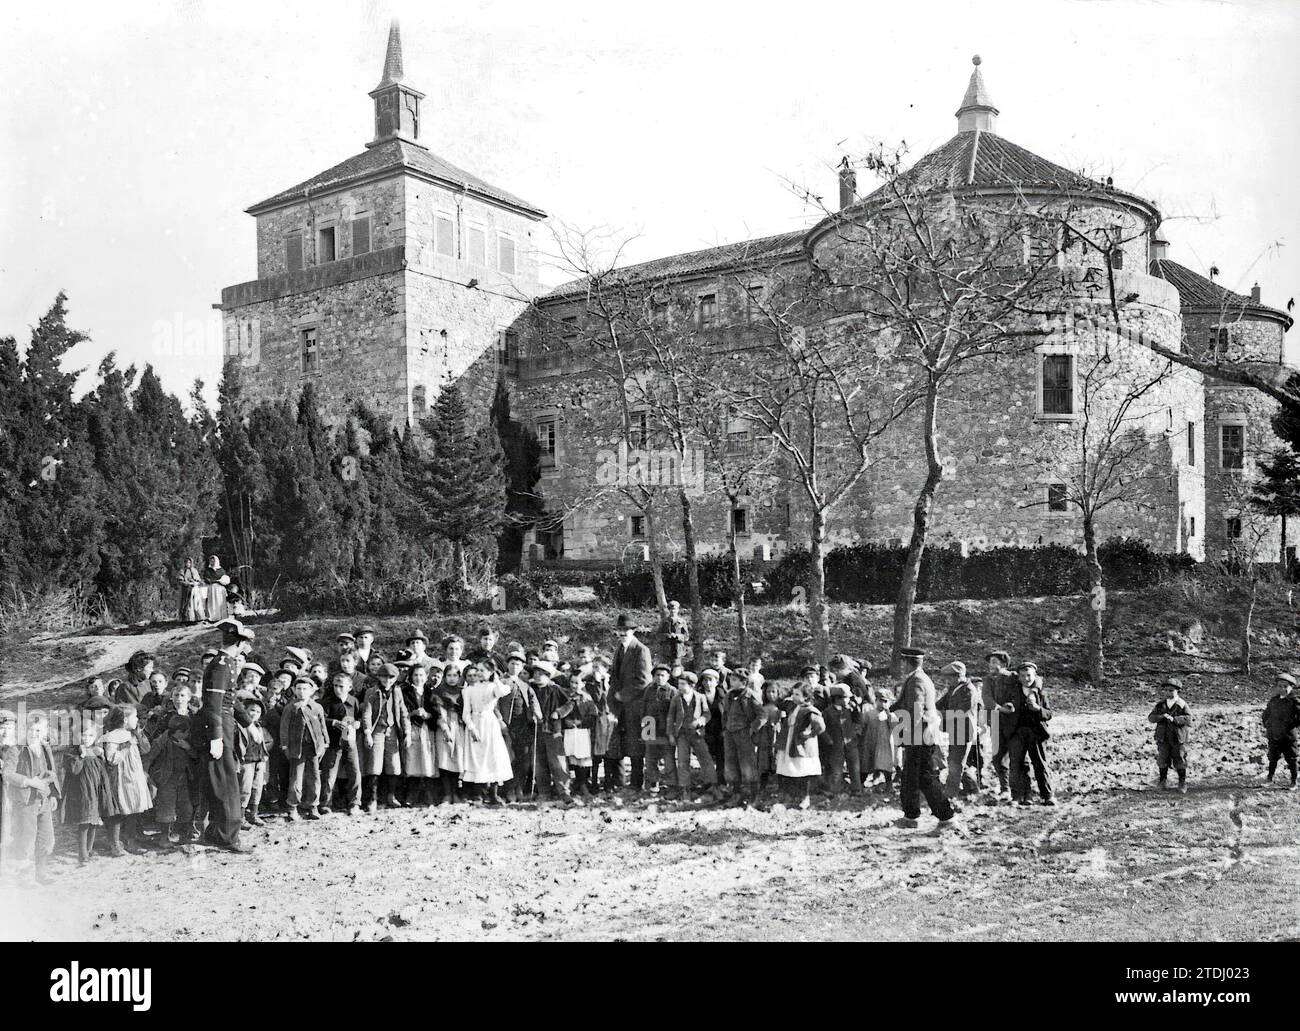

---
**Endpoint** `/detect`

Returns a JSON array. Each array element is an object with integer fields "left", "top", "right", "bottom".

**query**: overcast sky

[{"left": 2, "top": 0, "right": 1297, "bottom": 401}]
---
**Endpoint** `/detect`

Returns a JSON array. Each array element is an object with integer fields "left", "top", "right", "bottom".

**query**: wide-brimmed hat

[
  {"left": 529, "top": 659, "right": 557, "bottom": 678},
  {"left": 213, "top": 617, "right": 255, "bottom": 642}
]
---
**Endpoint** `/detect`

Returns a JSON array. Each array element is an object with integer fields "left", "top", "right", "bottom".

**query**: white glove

[{"left": 209, "top": 739, "right": 223, "bottom": 759}]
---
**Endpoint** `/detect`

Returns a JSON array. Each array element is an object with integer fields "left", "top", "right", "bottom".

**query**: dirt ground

[
  {"left": 2, "top": 586, "right": 1297, "bottom": 941},
  {"left": 2, "top": 701, "right": 1295, "bottom": 942}
]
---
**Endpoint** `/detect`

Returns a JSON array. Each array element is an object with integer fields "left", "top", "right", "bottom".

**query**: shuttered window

[{"left": 352, "top": 215, "right": 372, "bottom": 256}]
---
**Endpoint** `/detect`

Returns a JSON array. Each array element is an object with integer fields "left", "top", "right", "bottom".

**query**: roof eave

[{"left": 245, "top": 161, "right": 547, "bottom": 220}]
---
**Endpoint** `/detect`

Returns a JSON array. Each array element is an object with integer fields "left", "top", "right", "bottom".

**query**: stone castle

[{"left": 218, "top": 22, "right": 1293, "bottom": 568}]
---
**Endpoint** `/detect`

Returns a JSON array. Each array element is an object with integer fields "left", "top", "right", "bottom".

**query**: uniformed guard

[
  {"left": 891, "top": 646, "right": 959, "bottom": 832},
  {"left": 196, "top": 617, "right": 255, "bottom": 852}
]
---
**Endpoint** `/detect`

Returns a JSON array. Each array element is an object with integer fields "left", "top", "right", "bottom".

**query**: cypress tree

[{"left": 416, "top": 383, "right": 507, "bottom": 591}]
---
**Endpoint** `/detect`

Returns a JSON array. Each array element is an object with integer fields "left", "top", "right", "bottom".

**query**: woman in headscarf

[
  {"left": 202, "top": 554, "right": 231, "bottom": 622},
  {"left": 178, "top": 557, "right": 205, "bottom": 623}
]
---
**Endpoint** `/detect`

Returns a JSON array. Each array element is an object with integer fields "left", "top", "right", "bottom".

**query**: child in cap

[
  {"left": 640, "top": 665, "right": 678, "bottom": 796},
  {"left": 1148, "top": 678, "right": 1192, "bottom": 794},
  {"left": 281, "top": 676, "right": 329, "bottom": 820},
  {"left": 361, "top": 663, "right": 409, "bottom": 813},
  {"left": 236, "top": 698, "right": 273, "bottom": 825},
  {"left": 320, "top": 672, "right": 363, "bottom": 815},
  {"left": 668, "top": 670, "right": 720, "bottom": 802}
]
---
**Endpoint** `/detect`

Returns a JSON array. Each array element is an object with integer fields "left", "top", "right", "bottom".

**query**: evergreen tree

[
  {"left": 490, "top": 379, "right": 543, "bottom": 572},
  {"left": 1250, "top": 447, "right": 1300, "bottom": 567},
  {"left": 214, "top": 362, "right": 267, "bottom": 600},
  {"left": 416, "top": 383, "right": 507, "bottom": 591},
  {"left": 9, "top": 294, "right": 103, "bottom": 593}
]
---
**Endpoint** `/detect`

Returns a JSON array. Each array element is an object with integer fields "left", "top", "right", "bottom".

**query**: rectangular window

[
  {"left": 1226, "top": 516, "right": 1243, "bottom": 541},
  {"left": 498, "top": 234, "right": 517, "bottom": 275},
  {"left": 1187, "top": 421, "right": 1196, "bottom": 466},
  {"left": 731, "top": 508, "right": 749, "bottom": 535},
  {"left": 1220, "top": 423, "right": 1245, "bottom": 471},
  {"left": 630, "top": 514, "right": 646, "bottom": 538},
  {"left": 467, "top": 225, "right": 486, "bottom": 266},
  {"left": 536, "top": 418, "right": 557, "bottom": 466},
  {"left": 745, "top": 283, "right": 765, "bottom": 323},
  {"left": 1041, "top": 354, "right": 1074, "bottom": 415},
  {"left": 1026, "top": 228, "right": 1058, "bottom": 266},
  {"left": 1189, "top": 516, "right": 1196, "bottom": 538},
  {"left": 1047, "top": 482, "right": 1068, "bottom": 512},
  {"left": 1211, "top": 326, "right": 1230, "bottom": 355},
  {"left": 629, "top": 411, "right": 649, "bottom": 449},
  {"left": 698, "top": 293, "right": 718, "bottom": 329},
  {"left": 1108, "top": 246, "right": 1124, "bottom": 270},
  {"left": 352, "top": 215, "right": 372, "bottom": 256},
  {"left": 317, "top": 226, "right": 336, "bottom": 264},
  {"left": 435, "top": 213, "right": 456, "bottom": 258},
  {"left": 300, "top": 327, "right": 319, "bottom": 374},
  {"left": 285, "top": 232, "right": 304, "bottom": 272}
]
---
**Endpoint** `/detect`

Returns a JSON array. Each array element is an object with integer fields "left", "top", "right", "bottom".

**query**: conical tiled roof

[
  {"left": 956, "top": 56, "right": 997, "bottom": 116},
  {"left": 376, "top": 20, "right": 405, "bottom": 89},
  {"left": 1151, "top": 258, "right": 1293, "bottom": 328}
]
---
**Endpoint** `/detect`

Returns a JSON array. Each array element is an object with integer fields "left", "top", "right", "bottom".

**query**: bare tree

[{"left": 713, "top": 259, "right": 918, "bottom": 661}]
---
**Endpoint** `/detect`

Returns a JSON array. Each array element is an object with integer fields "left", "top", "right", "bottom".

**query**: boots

[
  {"left": 362, "top": 775, "right": 379, "bottom": 814},
  {"left": 107, "top": 819, "right": 126, "bottom": 857},
  {"left": 383, "top": 775, "right": 403, "bottom": 808}
]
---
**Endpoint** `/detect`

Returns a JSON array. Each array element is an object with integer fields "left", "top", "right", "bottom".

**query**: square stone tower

[{"left": 218, "top": 20, "right": 545, "bottom": 428}]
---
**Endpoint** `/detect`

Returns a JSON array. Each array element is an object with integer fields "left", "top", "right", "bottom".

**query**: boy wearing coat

[
  {"left": 721, "top": 668, "right": 763, "bottom": 806},
  {"left": 361, "top": 663, "right": 409, "bottom": 813},
  {"left": 640, "top": 665, "right": 678, "bottom": 796},
  {"left": 1148, "top": 678, "right": 1192, "bottom": 793},
  {"left": 668, "top": 671, "right": 720, "bottom": 802},
  {"left": 281, "top": 676, "right": 329, "bottom": 820},
  {"left": 1262, "top": 672, "right": 1300, "bottom": 788}
]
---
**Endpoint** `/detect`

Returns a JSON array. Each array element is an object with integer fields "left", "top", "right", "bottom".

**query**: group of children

[{"left": 3, "top": 615, "right": 1298, "bottom": 883}]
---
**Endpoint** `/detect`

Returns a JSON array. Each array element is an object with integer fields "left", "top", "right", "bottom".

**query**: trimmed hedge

[
  {"left": 592, "top": 555, "right": 765, "bottom": 608},
  {"left": 591, "top": 538, "right": 1196, "bottom": 607},
  {"left": 767, "top": 538, "right": 1195, "bottom": 604}
]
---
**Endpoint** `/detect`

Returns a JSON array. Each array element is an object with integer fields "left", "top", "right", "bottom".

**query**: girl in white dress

[
  {"left": 457, "top": 662, "right": 513, "bottom": 805},
  {"left": 775, "top": 685, "right": 827, "bottom": 809}
]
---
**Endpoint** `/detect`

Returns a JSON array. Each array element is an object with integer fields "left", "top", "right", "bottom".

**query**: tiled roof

[
  {"left": 246, "top": 139, "right": 545, "bottom": 217},
  {"left": 869, "top": 131, "right": 1107, "bottom": 198},
  {"left": 1151, "top": 259, "right": 1293, "bottom": 327},
  {"left": 544, "top": 229, "right": 808, "bottom": 300},
  {"left": 957, "top": 63, "right": 997, "bottom": 114}
]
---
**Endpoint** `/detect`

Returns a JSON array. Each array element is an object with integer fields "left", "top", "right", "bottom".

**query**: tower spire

[
  {"left": 376, "top": 18, "right": 405, "bottom": 89},
  {"left": 956, "top": 55, "right": 998, "bottom": 133},
  {"left": 367, "top": 18, "right": 426, "bottom": 149}
]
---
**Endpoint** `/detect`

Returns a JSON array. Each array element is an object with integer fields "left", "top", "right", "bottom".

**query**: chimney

[
  {"left": 838, "top": 157, "right": 857, "bottom": 210},
  {"left": 1251, "top": 283, "right": 1262, "bottom": 303},
  {"left": 1149, "top": 229, "right": 1169, "bottom": 270}
]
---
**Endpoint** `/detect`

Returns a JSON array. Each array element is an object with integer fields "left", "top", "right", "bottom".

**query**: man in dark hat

[
  {"left": 1262, "top": 672, "right": 1300, "bottom": 788},
  {"left": 982, "top": 650, "right": 1019, "bottom": 801},
  {"left": 610, "top": 614, "right": 652, "bottom": 791},
  {"left": 1009, "top": 661, "right": 1055, "bottom": 805},
  {"left": 194, "top": 618, "right": 255, "bottom": 852},
  {"left": 891, "top": 646, "right": 959, "bottom": 832}
]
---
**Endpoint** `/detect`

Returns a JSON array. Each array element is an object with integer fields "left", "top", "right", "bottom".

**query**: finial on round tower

[{"left": 956, "top": 55, "right": 998, "bottom": 134}]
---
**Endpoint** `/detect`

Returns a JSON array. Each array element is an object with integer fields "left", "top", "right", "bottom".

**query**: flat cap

[
  {"left": 898, "top": 646, "right": 926, "bottom": 658},
  {"left": 529, "top": 659, "right": 557, "bottom": 678},
  {"left": 1275, "top": 672, "right": 1297, "bottom": 687},
  {"left": 940, "top": 661, "right": 967, "bottom": 678},
  {"left": 374, "top": 663, "right": 399, "bottom": 680}
]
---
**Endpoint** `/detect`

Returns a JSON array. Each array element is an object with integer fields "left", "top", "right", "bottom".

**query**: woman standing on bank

[
  {"left": 203, "top": 554, "right": 231, "bottom": 622},
  {"left": 178, "top": 558, "right": 205, "bottom": 623}
]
